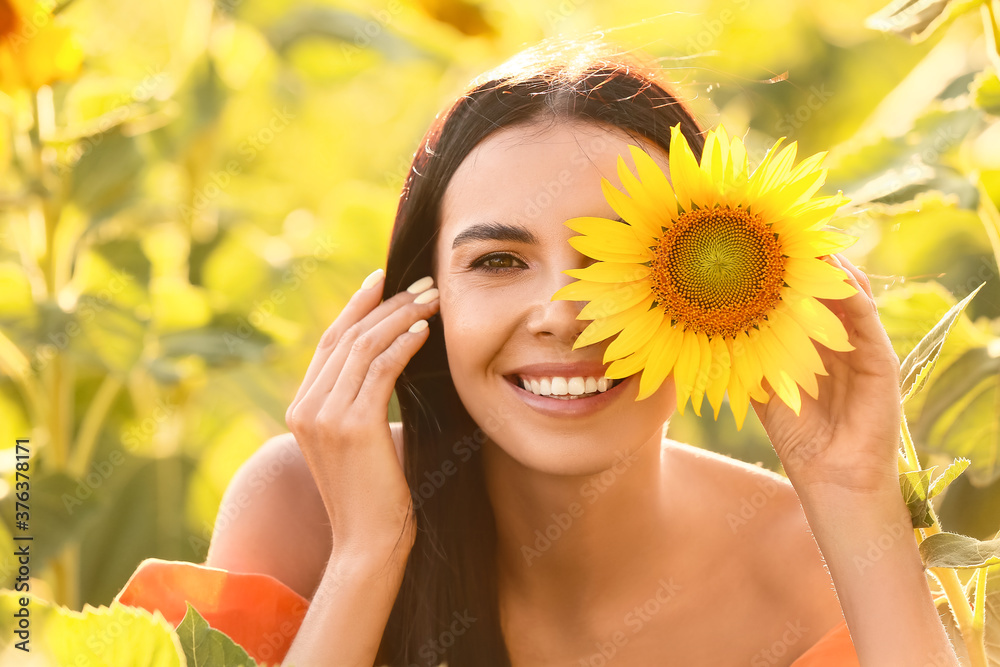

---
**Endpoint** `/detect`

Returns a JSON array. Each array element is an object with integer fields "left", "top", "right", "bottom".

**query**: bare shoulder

[
  {"left": 205, "top": 423, "right": 406, "bottom": 600},
  {"left": 665, "top": 441, "right": 845, "bottom": 657}
]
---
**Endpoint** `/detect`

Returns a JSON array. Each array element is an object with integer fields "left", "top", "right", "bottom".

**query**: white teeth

[{"left": 515, "top": 374, "right": 617, "bottom": 398}]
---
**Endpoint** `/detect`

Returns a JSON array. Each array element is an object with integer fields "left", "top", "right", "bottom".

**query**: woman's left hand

[{"left": 753, "top": 253, "right": 903, "bottom": 497}]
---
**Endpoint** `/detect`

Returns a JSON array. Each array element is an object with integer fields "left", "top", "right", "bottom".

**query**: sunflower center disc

[{"left": 650, "top": 206, "right": 785, "bottom": 337}]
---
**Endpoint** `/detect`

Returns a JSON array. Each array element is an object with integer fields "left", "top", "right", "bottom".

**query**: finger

[
  {"left": 819, "top": 255, "right": 884, "bottom": 346},
  {"left": 312, "top": 287, "right": 439, "bottom": 407},
  {"left": 833, "top": 253, "right": 874, "bottom": 299},
  {"left": 290, "top": 268, "right": 387, "bottom": 407},
  {"left": 356, "top": 319, "right": 432, "bottom": 409}
]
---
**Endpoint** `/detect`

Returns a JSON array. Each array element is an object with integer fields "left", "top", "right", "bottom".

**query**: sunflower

[
  {"left": 0, "top": 0, "right": 82, "bottom": 94},
  {"left": 551, "top": 124, "right": 857, "bottom": 429}
]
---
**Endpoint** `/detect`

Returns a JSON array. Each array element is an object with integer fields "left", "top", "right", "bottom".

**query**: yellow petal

[
  {"left": 669, "top": 124, "right": 712, "bottom": 212},
  {"left": 565, "top": 262, "right": 650, "bottom": 283},
  {"left": 766, "top": 309, "right": 828, "bottom": 379},
  {"left": 580, "top": 281, "right": 655, "bottom": 319},
  {"left": 784, "top": 257, "right": 858, "bottom": 300},
  {"left": 568, "top": 235, "right": 652, "bottom": 264},
  {"left": 730, "top": 331, "right": 766, "bottom": 402},
  {"left": 749, "top": 141, "right": 798, "bottom": 200},
  {"left": 601, "top": 178, "right": 660, "bottom": 247},
  {"left": 552, "top": 278, "right": 623, "bottom": 303},
  {"left": 727, "top": 370, "right": 750, "bottom": 430},
  {"left": 780, "top": 229, "right": 857, "bottom": 258},
  {"left": 606, "top": 346, "right": 651, "bottom": 379},
  {"left": 565, "top": 216, "right": 651, "bottom": 257},
  {"left": 636, "top": 320, "right": 684, "bottom": 400},
  {"left": 728, "top": 133, "right": 750, "bottom": 183},
  {"left": 575, "top": 295, "right": 658, "bottom": 348},
  {"left": 757, "top": 320, "right": 819, "bottom": 401},
  {"left": 673, "top": 329, "right": 701, "bottom": 415},
  {"left": 605, "top": 304, "right": 664, "bottom": 361},
  {"left": 705, "top": 335, "right": 732, "bottom": 419},
  {"left": 628, "top": 144, "right": 678, "bottom": 219},
  {"left": 690, "top": 333, "right": 713, "bottom": 417},
  {"left": 749, "top": 328, "right": 801, "bottom": 414},
  {"left": 777, "top": 290, "right": 854, "bottom": 352}
]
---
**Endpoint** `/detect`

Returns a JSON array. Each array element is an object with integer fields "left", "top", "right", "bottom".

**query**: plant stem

[
  {"left": 69, "top": 374, "right": 124, "bottom": 478},
  {"left": 983, "top": 1, "right": 1000, "bottom": 74},
  {"left": 899, "top": 416, "right": 986, "bottom": 666}
]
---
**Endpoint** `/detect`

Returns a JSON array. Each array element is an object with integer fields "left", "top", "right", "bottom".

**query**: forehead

[{"left": 437, "top": 121, "right": 670, "bottom": 249}]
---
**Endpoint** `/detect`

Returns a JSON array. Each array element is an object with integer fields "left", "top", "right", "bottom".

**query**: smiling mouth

[{"left": 504, "top": 374, "right": 625, "bottom": 399}]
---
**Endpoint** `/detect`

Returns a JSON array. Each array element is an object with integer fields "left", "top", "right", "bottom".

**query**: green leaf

[
  {"left": 920, "top": 531, "right": 1000, "bottom": 568},
  {"left": 68, "top": 126, "right": 145, "bottom": 227},
  {"left": 865, "top": 0, "right": 983, "bottom": 41},
  {"left": 900, "top": 283, "right": 985, "bottom": 403},
  {"left": 922, "top": 370, "right": 1000, "bottom": 487},
  {"left": 928, "top": 458, "right": 972, "bottom": 498},
  {"left": 0, "top": 591, "right": 184, "bottom": 665},
  {"left": 177, "top": 604, "right": 257, "bottom": 667},
  {"left": 900, "top": 467, "right": 937, "bottom": 528},
  {"left": 971, "top": 69, "right": 1000, "bottom": 116}
]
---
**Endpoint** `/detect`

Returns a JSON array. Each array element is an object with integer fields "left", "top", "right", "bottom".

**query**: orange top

[{"left": 116, "top": 558, "right": 858, "bottom": 665}]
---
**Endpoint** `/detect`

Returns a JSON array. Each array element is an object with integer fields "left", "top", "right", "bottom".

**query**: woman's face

[{"left": 434, "top": 120, "right": 677, "bottom": 475}]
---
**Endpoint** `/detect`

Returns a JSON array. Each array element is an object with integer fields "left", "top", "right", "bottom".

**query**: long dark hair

[{"left": 377, "top": 39, "right": 705, "bottom": 666}]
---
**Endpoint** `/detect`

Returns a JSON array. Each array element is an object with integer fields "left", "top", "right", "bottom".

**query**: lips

[{"left": 504, "top": 375, "right": 635, "bottom": 418}]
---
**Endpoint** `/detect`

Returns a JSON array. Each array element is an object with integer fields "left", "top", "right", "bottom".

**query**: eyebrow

[
  {"left": 451, "top": 222, "right": 538, "bottom": 249},
  {"left": 450, "top": 216, "right": 628, "bottom": 250}
]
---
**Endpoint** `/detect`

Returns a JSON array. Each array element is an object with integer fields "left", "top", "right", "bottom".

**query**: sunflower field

[{"left": 0, "top": 0, "right": 999, "bottom": 664}]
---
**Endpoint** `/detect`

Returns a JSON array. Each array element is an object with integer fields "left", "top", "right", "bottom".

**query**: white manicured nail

[
  {"left": 361, "top": 268, "right": 384, "bottom": 290},
  {"left": 413, "top": 288, "right": 439, "bottom": 304},
  {"left": 408, "top": 320, "right": 429, "bottom": 333},
  {"left": 406, "top": 276, "right": 434, "bottom": 294}
]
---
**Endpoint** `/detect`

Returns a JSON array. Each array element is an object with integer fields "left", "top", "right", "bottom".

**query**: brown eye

[{"left": 471, "top": 252, "right": 525, "bottom": 273}]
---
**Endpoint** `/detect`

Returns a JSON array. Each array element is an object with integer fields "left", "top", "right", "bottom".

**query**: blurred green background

[{"left": 1, "top": 0, "right": 1000, "bottom": 613}]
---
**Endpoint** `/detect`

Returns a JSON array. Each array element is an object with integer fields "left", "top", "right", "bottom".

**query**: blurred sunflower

[
  {"left": 552, "top": 124, "right": 857, "bottom": 429},
  {"left": 0, "top": 0, "right": 82, "bottom": 94}
]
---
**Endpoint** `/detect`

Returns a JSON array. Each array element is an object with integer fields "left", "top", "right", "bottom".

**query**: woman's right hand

[{"left": 284, "top": 269, "right": 439, "bottom": 567}]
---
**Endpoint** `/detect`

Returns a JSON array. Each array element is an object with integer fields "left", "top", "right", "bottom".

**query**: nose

[{"left": 525, "top": 269, "right": 589, "bottom": 344}]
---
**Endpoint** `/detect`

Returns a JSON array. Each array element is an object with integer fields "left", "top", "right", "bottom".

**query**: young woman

[{"left": 131, "top": 40, "right": 959, "bottom": 666}]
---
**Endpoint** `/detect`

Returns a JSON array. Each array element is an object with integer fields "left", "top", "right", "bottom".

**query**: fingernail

[
  {"left": 408, "top": 319, "right": 429, "bottom": 333},
  {"left": 413, "top": 288, "right": 439, "bottom": 305},
  {"left": 406, "top": 276, "right": 434, "bottom": 294},
  {"left": 361, "top": 268, "right": 385, "bottom": 290}
]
